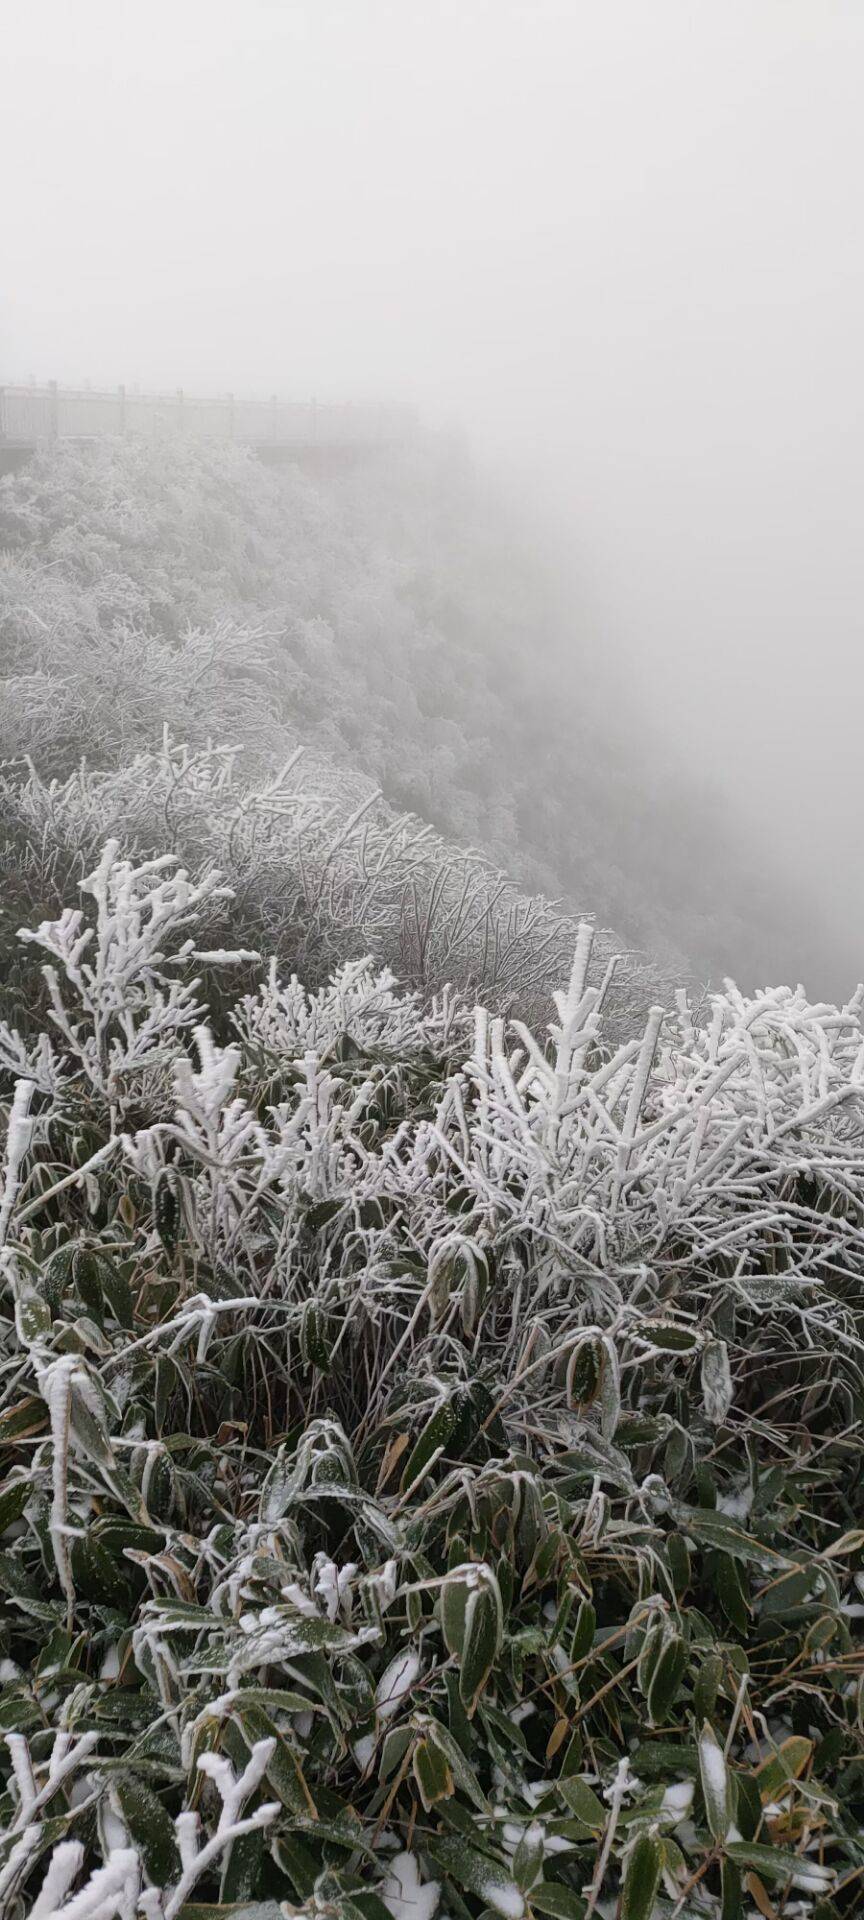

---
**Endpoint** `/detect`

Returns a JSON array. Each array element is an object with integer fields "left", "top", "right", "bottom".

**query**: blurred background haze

[{"left": 3, "top": 0, "right": 863, "bottom": 992}]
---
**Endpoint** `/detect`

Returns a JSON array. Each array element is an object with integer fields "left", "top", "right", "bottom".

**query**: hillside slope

[
  {"left": 0, "top": 433, "right": 835, "bottom": 995},
  {"left": 0, "top": 438, "right": 862, "bottom": 1920},
  {"left": 0, "top": 439, "right": 672, "bottom": 1036}
]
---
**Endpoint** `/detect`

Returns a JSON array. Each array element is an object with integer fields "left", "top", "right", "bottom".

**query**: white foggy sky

[{"left": 4, "top": 0, "right": 864, "bottom": 977}]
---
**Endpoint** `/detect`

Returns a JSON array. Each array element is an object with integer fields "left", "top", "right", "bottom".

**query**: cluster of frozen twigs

[
  {"left": 0, "top": 845, "right": 863, "bottom": 1918},
  {"left": 0, "top": 732, "right": 665, "bottom": 1032}
]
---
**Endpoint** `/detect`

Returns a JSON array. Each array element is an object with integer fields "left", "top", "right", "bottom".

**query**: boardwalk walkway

[{"left": 0, "top": 382, "right": 413, "bottom": 463}]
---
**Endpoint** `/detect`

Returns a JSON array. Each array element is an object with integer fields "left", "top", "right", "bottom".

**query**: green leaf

[
  {"left": 512, "top": 1821, "right": 544, "bottom": 1891},
  {"left": 271, "top": 1833, "right": 319, "bottom": 1901},
  {"left": 423, "top": 1717, "right": 488, "bottom": 1809},
  {"left": 73, "top": 1250, "right": 106, "bottom": 1325},
  {"left": 698, "top": 1723, "right": 731, "bottom": 1841},
  {"left": 641, "top": 1324, "right": 700, "bottom": 1352},
  {"left": 15, "top": 1289, "right": 51, "bottom": 1344},
  {"left": 646, "top": 1633, "right": 688, "bottom": 1725},
  {"left": 599, "top": 1337, "right": 621, "bottom": 1439},
  {"left": 636, "top": 1613, "right": 666, "bottom": 1697},
  {"left": 752, "top": 1735, "right": 813, "bottom": 1803},
  {"left": 231, "top": 1702, "right": 315, "bottom": 1816},
  {"left": 100, "top": 1261, "right": 134, "bottom": 1329},
  {"left": 353, "top": 1896, "right": 397, "bottom": 1920},
  {"left": 69, "top": 1381, "right": 117, "bottom": 1471},
  {"left": 220, "top": 1827, "right": 265, "bottom": 1906},
  {"left": 759, "top": 1566, "right": 813, "bottom": 1617},
  {"left": 155, "top": 1356, "right": 176, "bottom": 1432},
  {"left": 566, "top": 1339, "right": 602, "bottom": 1408},
  {"left": 71, "top": 1534, "right": 131, "bottom": 1606},
  {"left": 427, "top": 1837, "right": 525, "bottom": 1918},
  {"left": 40, "top": 1247, "right": 74, "bottom": 1318},
  {"left": 413, "top": 1733, "right": 455, "bottom": 1810},
  {"left": 621, "top": 1831, "right": 663, "bottom": 1920},
  {"left": 401, "top": 1398, "right": 457, "bottom": 1493},
  {"left": 155, "top": 1178, "right": 180, "bottom": 1257},
  {"left": 0, "top": 1479, "right": 30, "bottom": 1535},
  {"left": 631, "top": 1741, "right": 698, "bottom": 1779},
  {"left": 0, "top": 1397, "right": 45, "bottom": 1442},
  {"left": 569, "top": 1598, "right": 595, "bottom": 1664},
  {"left": 676, "top": 1508, "right": 769, "bottom": 1565},
  {"left": 305, "top": 1198, "right": 341, "bottom": 1231},
  {"left": 530, "top": 1887, "right": 587, "bottom": 1920},
  {"left": 300, "top": 1302, "right": 332, "bottom": 1372},
  {"left": 725, "top": 1841, "right": 834, "bottom": 1893},
  {"left": 115, "top": 1775, "right": 181, "bottom": 1885},
  {"left": 0, "top": 1549, "right": 46, "bottom": 1599},
  {"left": 177, "top": 1907, "right": 284, "bottom": 1920},
  {"left": 442, "top": 1563, "right": 472, "bottom": 1659},
  {"left": 455, "top": 1565, "right": 503, "bottom": 1717},
  {"left": 693, "top": 1652, "right": 724, "bottom": 1725},
  {"left": 379, "top": 1726, "right": 413, "bottom": 1782},
  {"left": 666, "top": 1534, "right": 691, "bottom": 1599},
  {"left": 716, "top": 1552, "right": 749, "bottom": 1632},
  {"left": 557, "top": 1777, "right": 605, "bottom": 1828},
  {"left": 720, "top": 1856, "right": 743, "bottom": 1920}
]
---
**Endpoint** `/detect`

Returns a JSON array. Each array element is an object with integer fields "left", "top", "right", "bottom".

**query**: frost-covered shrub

[
  {"left": 0, "top": 736, "right": 670, "bottom": 1037},
  {"left": 0, "top": 433, "right": 818, "bottom": 986},
  {"left": 0, "top": 847, "right": 863, "bottom": 1918}
]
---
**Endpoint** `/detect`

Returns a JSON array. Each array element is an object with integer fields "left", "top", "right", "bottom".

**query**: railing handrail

[{"left": 0, "top": 381, "right": 414, "bottom": 447}]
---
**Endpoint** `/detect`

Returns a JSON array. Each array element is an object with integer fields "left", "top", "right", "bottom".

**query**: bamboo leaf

[{"left": 621, "top": 1831, "right": 663, "bottom": 1920}]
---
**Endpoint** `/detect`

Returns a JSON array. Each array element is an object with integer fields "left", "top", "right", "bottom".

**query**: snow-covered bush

[
  {"left": 0, "top": 846, "right": 862, "bottom": 1918},
  {"left": 0, "top": 735, "right": 668, "bottom": 1036},
  {"left": 0, "top": 433, "right": 819, "bottom": 986}
]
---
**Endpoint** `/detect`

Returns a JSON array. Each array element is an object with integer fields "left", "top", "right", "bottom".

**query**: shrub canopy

[{"left": 0, "top": 849, "right": 862, "bottom": 1918}]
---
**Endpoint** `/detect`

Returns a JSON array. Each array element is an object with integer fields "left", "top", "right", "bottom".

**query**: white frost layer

[
  {"left": 353, "top": 1732, "right": 376, "bottom": 1773},
  {"left": 381, "top": 1850, "right": 440, "bottom": 1920},
  {"left": 376, "top": 1650, "right": 421, "bottom": 1719},
  {"left": 699, "top": 1727, "right": 729, "bottom": 1809},
  {"left": 479, "top": 1878, "right": 525, "bottom": 1920},
  {"left": 660, "top": 1779, "right": 694, "bottom": 1819},
  {"left": 717, "top": 1485, "right": 753, "bottom": 1520}
]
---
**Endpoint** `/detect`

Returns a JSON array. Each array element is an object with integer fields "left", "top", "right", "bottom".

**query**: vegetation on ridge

[
  {"left": 0, "top": 846, "right": 862, "bottom": 1918},
  {"left": 0, "top": 437, "right": 861, "bottom": 1920},
  {"left": 0, "top": 436, "right": 829, "bottom": 988}
]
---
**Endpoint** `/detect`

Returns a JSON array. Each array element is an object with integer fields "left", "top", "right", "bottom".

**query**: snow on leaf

[
  {"left": 375, "top": 1651, "right": 421, "bottom": 1721},
  {"left": 381, "top": 1850, "right": 441, "bottom": 1920}
]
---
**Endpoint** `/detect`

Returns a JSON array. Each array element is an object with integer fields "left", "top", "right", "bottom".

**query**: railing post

[{"left": 6, "top": 379, "right": 386, "bottom": 454}]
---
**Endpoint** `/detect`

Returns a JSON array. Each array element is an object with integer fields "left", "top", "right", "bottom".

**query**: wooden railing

[{"left": 0, "top": 382, "right": 413, "bottom": 449}]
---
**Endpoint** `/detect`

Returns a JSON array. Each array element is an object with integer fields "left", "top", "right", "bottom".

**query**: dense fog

[
  {"left": 4, "top": 0, "right": 864, "bottom": 991},
  {"left": 6, "top": 13, "right": 864, "bottom": 1912}
]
